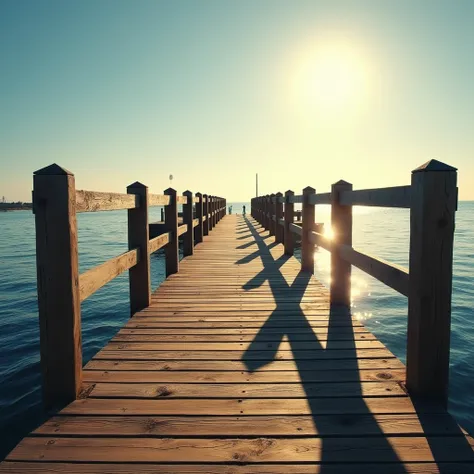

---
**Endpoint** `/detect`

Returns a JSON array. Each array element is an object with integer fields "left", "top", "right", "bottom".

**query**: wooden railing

[
  {"left": 251, "top": 159, "right": 458, "bottom": 406},
  {"left": 32, "top": 163, "right": 226, "bottom": 409}
]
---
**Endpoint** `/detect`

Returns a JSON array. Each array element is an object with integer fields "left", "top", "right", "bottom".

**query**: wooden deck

[{"left": 2, "top": 214, "right": 474, "bottom": 473}]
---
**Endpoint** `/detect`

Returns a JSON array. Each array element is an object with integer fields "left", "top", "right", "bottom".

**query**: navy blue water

[{"left": 0, "top": 203, "right": 473, "bottom": 459}]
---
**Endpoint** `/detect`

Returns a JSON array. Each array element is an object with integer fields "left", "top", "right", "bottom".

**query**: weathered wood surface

[
  {"left": 75, "top": 190, "right": 138, "bottom": 212},
  {"left": 3, "top": 214, "right": 473, "bottom": 471},
  {"left": 79, "top": 248, "right": 139, "bottom": 301}
]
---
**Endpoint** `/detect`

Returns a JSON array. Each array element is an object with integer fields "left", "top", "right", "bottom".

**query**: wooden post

[
  {"left": 182, "top": 190, "right": 194, "bottom": 257},
  {"left": 330, "top": 180, "right": 353, "bottom": 306},
  {"left": 164, "top": 188, "right": 179, "bottom": 276},
  {"left": 284, "top": 190, "right": 294, "bottom": 256},
  {"left": 195, "top": 192, "right": 203, "bottom": 244},
  {"left": 127, "top": 182, "right": 151, "bottom": 315},
  {"left": 301, "top": 186, "right": 315, "bottom": 272},
  {"left": 203, "top": 194, "right": 209, "bottom": 236},
  {"left": 275, "top": 192, "right": 283, "bottom": 244},
  {"left": 33, "top": 164, "right": 82, "bottom": 409},
  {"left": 406, "top": 160, "right": 457, "bottom": 405},
  {"left": 208, "top": 196, "right": 214, "bottom": 231},
  {"left": 265, "top": 194, "right": 270, "bottom": 231},
  {"left": 269, "top": 194, "right": 275, "bottom": 236}
]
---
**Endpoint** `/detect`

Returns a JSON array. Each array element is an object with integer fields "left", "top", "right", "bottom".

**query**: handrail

[
  {"left": 340, "top": 185, "right": 411, "bottom": 208},
  {"left": 251, "top": 158, "right": 458, "bottom": 405},
  {"left": 76, "top": 190, "right": 138, "bottom": 212},
  {"left": 149, "top": 232, "right": 171, "bottom": 254},
  {"left": 79, "top": 248, "right": 140, "bottom": 302},
  {"left": 32, "top": 163, "right": 227, "bottom": 409},
  {"left": 148, "top": 194, "right": 171, "bottom": 207}
]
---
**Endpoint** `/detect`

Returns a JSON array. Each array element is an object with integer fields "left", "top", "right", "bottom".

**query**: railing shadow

[{"left": 236, "top": 215, "right": 474, "bottom": 471}]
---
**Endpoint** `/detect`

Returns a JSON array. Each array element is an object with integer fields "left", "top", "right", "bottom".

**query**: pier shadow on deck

[{"left": 239, "top": 215, "right": 474, "bottom": 472}]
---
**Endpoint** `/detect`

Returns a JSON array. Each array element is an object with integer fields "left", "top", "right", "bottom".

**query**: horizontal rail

[
  {"left": 288, "top": 195, "right": 303, "bottom": 204},
  {"left": 277, "top": 196, "right": 285, "bottom": 204},
  {"left": 176, "top": 196, "right": 188, "bottom": 205},
  {"left": 193, "top": 218, "right": 199, "bottom": 227},
  {"left": 309, "top": 231, "right": 332, "bottom": 252},
  {"left": 177, "top": 223, "right": 188, "bottom": 236},
  {"left": 339, "top": 245, "right": 409, "bottom": 296},
  {"left": 193, "top": 197, "right": 200, "bottom": 203},
  {"left": 340, "top": 185, "right": 411, "bottom": 208},
  {"left": 76, "top": 191, "right": 138, "bottom": 213},
  {"left": 289, "top": 223, "right": 302, "bottom": 236},
  {"left": 79, "top": 248, "right": 139, "bottom": 302},
  {"left": 148, "top": 194, "right": 171, "bottom": 207},
  {"left": 309, "top": 192, "right": 332, "bottom": 205},
  {"left": 149, "top": 232, "right": 170, "bottom": 254}
]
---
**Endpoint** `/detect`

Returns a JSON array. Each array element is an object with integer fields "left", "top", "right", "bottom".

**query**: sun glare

[
  {"left": 292, "top": 39, "right": 370, "bottom": 115},
  {"left": 324, "top": 226, "right": 335, "bottom": 240}
]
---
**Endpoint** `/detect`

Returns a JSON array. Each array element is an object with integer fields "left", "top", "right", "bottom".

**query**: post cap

[
  {"left": 127, "top": 181, "right": 147, "bottom": 189},
  {"left": 183, "top": 190, "right": 192, "bottom": 196},
  {"left": 164, "top": 187, "right": 176, "bottom": 194},
  {"left": 413, "top": 159, "right": 457, "bottom": 173},
  {"left": 333, "top": 179, "right": 351, "bottom": 186},
  {"left": 303, "top": 186, "right": 316, "bottom": 193},
  {"left": 285, "top": 189, "right": 294, "bottom": 195},
  {"left": 34, "top": 163, "right": 73, "bottom": 176},
  {"left": 276, "top": 192, "right": 283, "bottom": 197}
]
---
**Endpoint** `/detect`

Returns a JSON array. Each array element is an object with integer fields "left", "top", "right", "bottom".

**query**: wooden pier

[{"left": 1, "top": 161, "right": 474, "bottom": 472}]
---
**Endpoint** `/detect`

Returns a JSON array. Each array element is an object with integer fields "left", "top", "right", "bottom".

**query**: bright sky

[{"left": 1, "top": 0, "right": 473, "bottom": 201}]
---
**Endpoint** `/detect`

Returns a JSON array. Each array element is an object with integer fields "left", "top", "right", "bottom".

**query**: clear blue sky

[{"left": 1, "top": 0, "right": 473, "bottom": 201}]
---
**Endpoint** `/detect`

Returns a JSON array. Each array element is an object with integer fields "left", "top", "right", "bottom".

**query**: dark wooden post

[
  {"left": 33, "top": 164, "right": 82, "bottom": 409},
  {"left": 265, "top": 194, "right": 270, "bottom": 231},
  {"left": 164, "top": 188, "right": 179, "bottom": 276},
  {"left": 330, "top": 180, "right": 353, "bottom": 306},
  {"left": 284, "top": 190, "right": 294, "bottom": 256},
  {"left": 195, "top": 192, "right": 203, "bottom": 244},
  {"left": 182, "top": 190, "right": 194, "bottom": 257},
  {"left": 127, "top": 182, "right": 151, "bottom": 315},
  {"left": 203, "top": 194, "right": 209, "bottom": 236},
  {"left": 301, "top": 186, "right": 315, "bottom": 272},
  {"left": 208, "top": 196, "right": 214, "bottom": 231},
  {"left": 406, "top": 160, "right": 457, "bottom": 405},
  {"left": 269, "top": 194, "right": 276, "bottom": 236},
  {"left": 275, "top": 192, "right": 283, "bottom": 244}
]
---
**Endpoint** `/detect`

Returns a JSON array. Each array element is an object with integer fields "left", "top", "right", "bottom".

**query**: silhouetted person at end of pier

[{"left": 242, "top": 205, "right": 246, "bottom": 215}]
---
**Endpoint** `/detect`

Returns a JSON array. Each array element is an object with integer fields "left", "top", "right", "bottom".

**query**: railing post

[
  {"left": 406, "top": 160, "right": 457, "bottom": 405},
  {"left": 284, "top": 190, "right": 294, "bottom": 256},
  {"left": 182, "top": 190, "right": 194, "bottom": 257},
  {"left": 269, "top": 193, "right": 276, "bottom": 236},
  {"left": 195, "top": 192, "right": 203, "bottom": 244},
  {"left": 209, "top": 196, "right": 214, "bottom": 231},
  {"left": 330, "top": 180, "right": 353, "bottom": 306},
  {"left": 275, "top": 192, "right": 283, "bottom": 244},
  {"left": 301, "top": 186, "right": 315, "bottom": 272},
  {"left": 265, "top": 194, "right": 270, "bottom": 231},
  {"left": 164, "top": 187, "right": 179, "bottom": 276},
  {"left": 33, "top": 164, "right": 82, "bottom": 409},
  {"left": 127, "top": 182, "right": 151, "bottom": 315},
  {"left": 203, "top": 194, "right": 209, "bottom": 236}
]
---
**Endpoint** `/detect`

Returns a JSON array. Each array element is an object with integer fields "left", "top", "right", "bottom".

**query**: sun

[{"left": 291, "top": 39, "right": 370, "bottom": 115}]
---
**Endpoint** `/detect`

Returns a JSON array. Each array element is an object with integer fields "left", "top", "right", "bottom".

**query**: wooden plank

[
  {"left": 83, "top": 368, "right": 405, "bottom": 383},
  {"left": 10, "top": 436, "right": 473, "bottom": 463},
  {"left": 89, "top": 381, "right": 406, "bottom": 398},
  {"left": 33, "top": 164, "right": 82, "bottom": 409},
  {"left": 85, "top": 357, "right": 404, "bottom": 373},
  {"left": 148, "top": 193, "right": 170, "bottom": 206},
  {"left": 340, "top": 185, "right": 411, "bottom": 208},
  {"left": 3, "top": 463, "right": 474, "bottom": 474},
  {"left": 35, "top": 412, "right": 463, "bottom": 437},
  {"left": 176, "top": 195, "right": 188, "bottom": 204},
  {"left": 93, "top": 348, "right": 395, "bottom": 360},
  {"left": 79, "top": 248, "right": 139, "bottom": 302},
  {"left": 75, "top": 190, "right": 138, "bottom": 212},
  {"left": 289, "top": 222, "right": 302, "bottom": 236},
  {"left": 149, "top": 232, "right": 170, "bottom": 254},
  {"left": 308, "top": 192, "right": 332, "bottom": 205}
]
